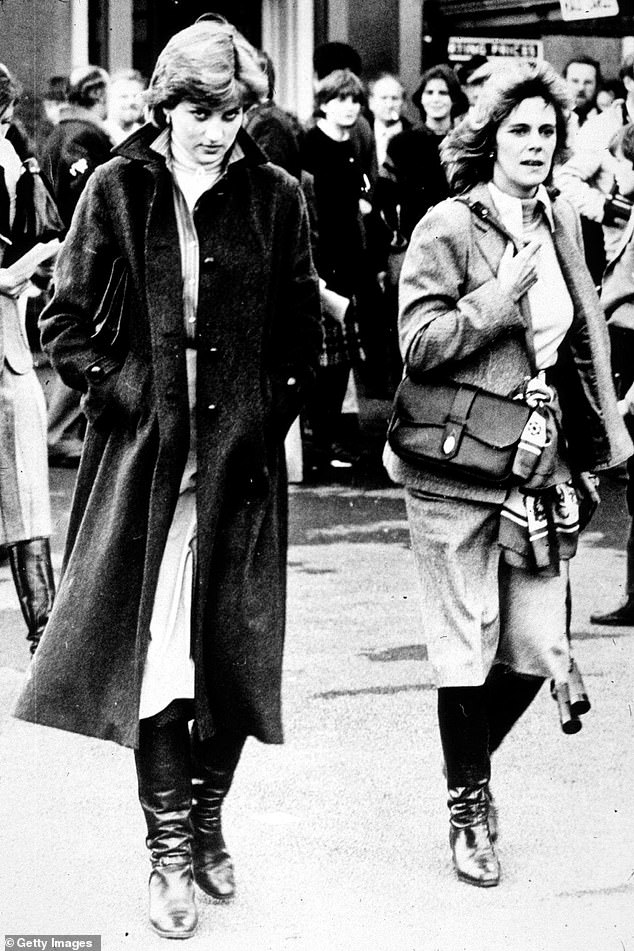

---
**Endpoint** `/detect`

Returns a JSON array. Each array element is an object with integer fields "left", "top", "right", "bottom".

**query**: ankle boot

[
  {"left": 135, "top": 716, "right": 198, "bottom": 939},
  {"left": 448, "top": 782, "right": 500, "bottom": 887},
  {"left": 8, "top": 537, "right": 55, "bottom": 655},
  {"left": 190, "top": 726, "right": 245, "bottom": 900}
]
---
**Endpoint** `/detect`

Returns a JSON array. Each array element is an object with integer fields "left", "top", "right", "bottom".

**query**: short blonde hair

[{"left": 146, "top": 20, "right": 268, "bottom": 127}]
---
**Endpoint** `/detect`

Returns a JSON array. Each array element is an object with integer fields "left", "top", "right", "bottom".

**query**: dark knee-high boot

[
  {"left": 135, "top": 714, "right": 198, "bottom": 939},
  {"left": 7, "top": 537, "right": 55, "bottom": 655},
  {"left": 190, "top": 725, "right": 245, "bottom": 900},
  {"left": 438, "top": 686, "right": 500, "bottom": 887},
  {"left": 484, "top": 664, "right": 544, "bottom": 754}
]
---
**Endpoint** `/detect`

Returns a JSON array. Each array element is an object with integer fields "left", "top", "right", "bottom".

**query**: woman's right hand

[
  {"left": 497, "top": 240, "right": 541, "bottom": 302},
  {"left": 0, "top": 268, "right": 32, "bottom": 299}
]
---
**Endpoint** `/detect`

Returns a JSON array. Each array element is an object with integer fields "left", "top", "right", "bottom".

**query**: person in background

[
  {"left": 457, "top": 55, "right": 489, "bottom": 109},
  {"left": 596, "top": 80, "right": 621, "bottom": 113},
  {"left": 563, "top": 56, "right": 601, "bottom": 132},
  {"left": 14, "top": 17, "right": 321, "bottom": 940},
  {"left": 42, "top": 76, "right": 68, "bottom": 128},
  {"left": 367, "top": 72, "right": 409, "bottom": 170},
  {"left": 560, "top": 56, "right": 606, "bottom": 282},
  {"left": 385, "top": 59, "right": 630, "bottom": 888},
  {"left": 412, "top": 63, "right": 468, "bottom": 144},
  {"left": 0, "top": 63, "right": 63, "bottom": 656},
  {"left": 243, "top": 49, "right": 303, "bottom": 180},
  {"left": 590, "top": 123, "right": 634, "bottom": 625},
  {"left": 301, "top": 68, "right": 368, "bottom": 470},
  {"left": 556, "top": 53, "right": 634, "bottom": 272},
  {"left": 41, "top": 64, "right": 113, "bottom": 467},
  {"left": 313, "top": 41, "right": 377, "bottom": 185},
  {"left": 105, "top": 68, "right": 146, "bottom": 145}
]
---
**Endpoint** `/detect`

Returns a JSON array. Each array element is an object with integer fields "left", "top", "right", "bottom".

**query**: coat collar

[{"left": 114, "top": 122, "right": 269, "bottom": 170}]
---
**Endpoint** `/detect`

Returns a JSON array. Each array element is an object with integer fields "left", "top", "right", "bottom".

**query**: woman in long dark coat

[{"left": 14, "top": 19, "right": 321, "bottom": 940}]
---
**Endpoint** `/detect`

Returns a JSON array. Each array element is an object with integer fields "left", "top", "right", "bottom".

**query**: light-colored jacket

[
  {"left": 555, "top": 99, "right": 630, "bottom": 260},
  {"left": 383, "top": 183, "right": 632, "bottom": 502}
]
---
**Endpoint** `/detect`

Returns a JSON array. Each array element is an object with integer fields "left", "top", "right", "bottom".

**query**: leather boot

[
  {"left": 448, "top": 782, "right": 500, "bottom": 888},
  {"left": 8, "top": 537, "right": 55, "bottom": 655},
  {"left": 135, "top": 716, "right": 198, "bottom": 939},
  {"left": 190, "top": 725, "right": 245, "bottom": 900}
]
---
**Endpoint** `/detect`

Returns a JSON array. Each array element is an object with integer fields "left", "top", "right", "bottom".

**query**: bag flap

[{"left": 393, "top": 377, "right": 530, "bottom": 450}]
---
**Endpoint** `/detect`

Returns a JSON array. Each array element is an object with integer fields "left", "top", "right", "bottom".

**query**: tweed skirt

[
  {"left": 0, "top": 363, "right": 52, "bottom": 546},
  {"left": 405, "top": 489, "right": 570, "bottom": 687}
]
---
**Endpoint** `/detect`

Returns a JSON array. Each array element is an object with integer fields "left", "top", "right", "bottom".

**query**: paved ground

[{"left": 1, "top": 417, "right": 633, "bottom": 951}]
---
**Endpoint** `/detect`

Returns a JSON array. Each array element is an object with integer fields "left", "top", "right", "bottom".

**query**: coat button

[
  {"left": 286, "top": 376, "right": 297, "bottom": 387},
  {"left": 208, "top": 346, "right": 218, "bottom": 355},
  {"left": 202, "top": 255, "right": 216, "bottom": 270},
  {"left": 206, "top": 403, "right": 217, "bottom": 413}
]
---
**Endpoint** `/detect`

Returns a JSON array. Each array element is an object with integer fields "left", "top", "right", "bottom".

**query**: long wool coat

[{"left": 14, "top": 126, "right": 322, "bottom": 749}]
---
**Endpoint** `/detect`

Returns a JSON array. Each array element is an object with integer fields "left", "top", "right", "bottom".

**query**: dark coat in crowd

[
  {"left": 41, "top": 104, "right": 113, "bottom": 227},
  {"left": 14, "top": 125, "right": 322, "bottom": 749},
  {"left": 377, "top": 125, "right": 449, "bottom": 243}
]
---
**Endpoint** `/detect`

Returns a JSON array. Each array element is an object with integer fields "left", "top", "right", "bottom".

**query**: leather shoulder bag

[
  {"left": 387, "top": 376, "right": 531, "bottom": 486},
  {"left": 387, "top": 196, "right": 540, "bottom": 487}
]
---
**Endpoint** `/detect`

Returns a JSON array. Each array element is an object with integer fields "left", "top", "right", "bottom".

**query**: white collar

[
  {"left": 488, "top": 181, "right": 555, "bottom": 239},
  {"left": 150, "top": 126, "right": 245, "bottom": 173}
]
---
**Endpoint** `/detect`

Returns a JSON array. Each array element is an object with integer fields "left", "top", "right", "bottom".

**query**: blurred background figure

[
  {"left": 556, "top": 52, "right": 634, "bottom": 282},
  {"left": 367, "top": 72, "right": 408, "bottom": 169},
  {"left": 313, "top": 41, "right": 377, "bottom": 184},
  {"left": 596, "top": 79, "right": 622, "bottom": 112},
  {"left": 301, "top": 68, "right": 369, "bottom": 471},
  {"left": 0, "top": 62, "right": 63, "bottom": 655},
  {"left": 457, "top": 55, "right": 490, "bottom": 109},
  {"left": 564, "top": 56, "right": 601, "bottom": 132},
  {"left": 244, "top": 49, "right": 303, "bottom": 180},
  {"left": 591, "top": 123, "right": 634, "bottom": 626},
  {"left": 42, "top": 76, "right": 68, "bottom": 128},
  {"left": 105, "top": 68, "right": 146, "bottom": 145},
  {"left": 411, "top": 63, "right": 468, "bottom": 144},
  {"left": 41, "top": 64, "right": 113, "bottom": 467}
]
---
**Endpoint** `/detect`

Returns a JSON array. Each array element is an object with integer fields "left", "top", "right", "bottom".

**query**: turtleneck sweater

[
  {"left": 488, "top": 182, "right": 574, "bottom": 370},
  {"left": 169, "top": 134, "right": 226, "bottom": 212}
]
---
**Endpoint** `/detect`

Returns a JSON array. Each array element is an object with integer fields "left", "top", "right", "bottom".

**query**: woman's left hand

[{"left": 0, "top": 268, "right": 31, "bottom": 299}]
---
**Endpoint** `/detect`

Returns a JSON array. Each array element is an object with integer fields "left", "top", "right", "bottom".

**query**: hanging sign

[
  {"left": 559, "top": 0, "right": 619, "bottom": 19},
  {"left": 448, "top": 37, "right": 544, "bottom": 61}
]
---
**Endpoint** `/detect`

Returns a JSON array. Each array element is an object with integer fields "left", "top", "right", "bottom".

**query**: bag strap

[
  {"left": 455, "top": 196, "right": 539, "bottom": 376},
  {"left": 441, "top": 385, "right": 479, "bottom": 459}
]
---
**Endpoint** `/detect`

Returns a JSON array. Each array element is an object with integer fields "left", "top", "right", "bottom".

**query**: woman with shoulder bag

[
  {"left": 384, "top": 60, "right": 631, "bottom": 888},
  {"left": 14, "top": 19, "right": 321, "bottom": 940},
  {"left": 0, "top": 63, "right": 63, "bottom": 656}
]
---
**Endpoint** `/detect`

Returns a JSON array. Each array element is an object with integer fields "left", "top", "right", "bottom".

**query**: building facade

[{"left": 0, "top": 0, "right": 631, "bottom": 123}]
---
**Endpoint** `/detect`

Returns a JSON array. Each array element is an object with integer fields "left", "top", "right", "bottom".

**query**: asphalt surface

[{"left": 1, "top": 407, "right": 633, "bottom": 951}]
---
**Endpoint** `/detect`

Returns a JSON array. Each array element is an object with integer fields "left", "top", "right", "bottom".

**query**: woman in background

[{"left": 0, "top": 63, "right": 61, "bottom": 657}]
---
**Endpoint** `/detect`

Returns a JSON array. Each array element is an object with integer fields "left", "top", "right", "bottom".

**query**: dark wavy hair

[
  {"left": 441, "top": 60, "right": 572, "bottom": 195},
  {"left": 412, "top": 64, "right": 468, "bottom": 124}
]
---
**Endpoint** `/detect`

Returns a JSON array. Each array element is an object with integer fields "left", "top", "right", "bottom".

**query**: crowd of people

[{"left": 1, "top": 12, "right": 634, "bottom": 940}]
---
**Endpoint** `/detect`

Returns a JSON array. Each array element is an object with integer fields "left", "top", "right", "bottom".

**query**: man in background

[{"left": 42, "top": 65, "right": 112, "bottom": 467}]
